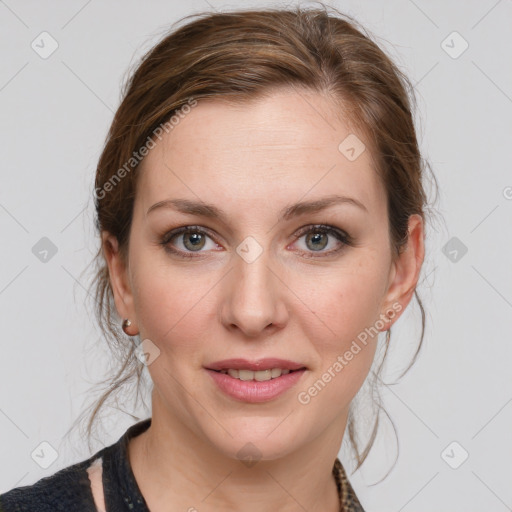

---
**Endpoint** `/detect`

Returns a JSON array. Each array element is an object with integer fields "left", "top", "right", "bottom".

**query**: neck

[{"left": 128, "top": 388, "right": 348, "bottom": 512}]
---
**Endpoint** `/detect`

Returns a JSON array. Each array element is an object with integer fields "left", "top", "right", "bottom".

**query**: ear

[
  {"left": 380, "top": 214, "right": 425, "bottom": 330},
  {"left": 101, "top": 231, "right": 138, "bottom": 336}
]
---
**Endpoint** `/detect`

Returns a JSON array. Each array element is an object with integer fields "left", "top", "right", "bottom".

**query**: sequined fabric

[{"left": 333, "top": 458, "right": 366, "bottom": 512}]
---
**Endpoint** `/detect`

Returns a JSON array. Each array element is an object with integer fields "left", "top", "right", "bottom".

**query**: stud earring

[{"left": 122, "top": 318, "right": 137, "bottom": 336}]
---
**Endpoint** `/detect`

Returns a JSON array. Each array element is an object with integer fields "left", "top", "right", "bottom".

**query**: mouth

[
  {"left": 204, "top": 358, "right": 308, "bottom": 403},
  {"left": 210, "top": 367, "right": 306, "bottom": 381}
]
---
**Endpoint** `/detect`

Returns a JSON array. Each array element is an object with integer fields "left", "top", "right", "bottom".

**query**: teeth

[{"left": 220, "top": 368, "right": 293, "bottom": 381}]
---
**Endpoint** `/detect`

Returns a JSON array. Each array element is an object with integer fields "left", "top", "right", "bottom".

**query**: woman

[{"left": 0, "top": 5, "right": 430, "bottom": 511}]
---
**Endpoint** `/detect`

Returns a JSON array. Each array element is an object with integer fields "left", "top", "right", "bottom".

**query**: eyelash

[{"left": 159, "top": 224, "right": 352, "bottom": 260}]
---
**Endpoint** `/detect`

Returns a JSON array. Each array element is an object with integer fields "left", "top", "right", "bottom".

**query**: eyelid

[{"left": 293, "top": 224, "right": 351, "bottom": 243}]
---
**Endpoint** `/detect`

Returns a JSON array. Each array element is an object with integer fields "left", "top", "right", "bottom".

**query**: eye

[
  {"left": 160, "top": 226, "right": 220, "bottom": 259},
  {"left": 291, "top": 224, "right": 351, "bottom": 257}
]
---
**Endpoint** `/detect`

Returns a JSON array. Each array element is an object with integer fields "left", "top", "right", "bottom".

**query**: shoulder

[
  {"left": 0, "top": 455, "right": 100, "bottom": 512},
  {"left": 0, "top": 419, "right": 151, "bottom": 512}
]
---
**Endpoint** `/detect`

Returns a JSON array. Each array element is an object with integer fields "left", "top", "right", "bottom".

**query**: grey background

[{"left": 1, "top": 1, "right": 511, "bottom": 510}]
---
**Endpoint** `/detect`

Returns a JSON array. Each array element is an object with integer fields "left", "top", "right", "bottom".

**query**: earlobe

[
  {"left": 101, "top": 231, "right": 137, "bottom": 328},
  {"left": 380, "top": 214, "right": 425, "bottom": 330}
]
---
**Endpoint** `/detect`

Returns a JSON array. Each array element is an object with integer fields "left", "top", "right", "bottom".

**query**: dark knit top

[{"left": 0, "top": 418, "right": 365, "bottom": 511}]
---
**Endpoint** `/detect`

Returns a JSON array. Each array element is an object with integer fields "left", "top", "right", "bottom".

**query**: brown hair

[{"left": 76, "top": 3, "right": 437, "bottom": 479}]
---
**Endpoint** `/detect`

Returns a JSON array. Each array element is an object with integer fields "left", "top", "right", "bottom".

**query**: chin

[{"left": 201, "top": 416, "right": 308, "bottom": 463}]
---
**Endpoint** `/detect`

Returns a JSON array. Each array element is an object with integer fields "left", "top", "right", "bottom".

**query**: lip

[
  {"left": 205, "top": 367, "right": 307, "bottom": 403},
  {"left": 205, "top": 358, "right": 307, "bottom": 372}
]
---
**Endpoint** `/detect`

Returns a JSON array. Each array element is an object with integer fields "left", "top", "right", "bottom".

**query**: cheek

[
  {"left": 303, "top": 260, "right": 387, "bottom": 347},
  {"left": 131, "top": 255, "right": 215, "bottom": 358},
  {"left": 295, "top": 267, "right": 385, "bottom": 412}
]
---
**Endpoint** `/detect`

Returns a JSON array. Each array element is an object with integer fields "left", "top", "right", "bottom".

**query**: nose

[{"left": 220, "top": 248, "right": 289, "bottom": 338}]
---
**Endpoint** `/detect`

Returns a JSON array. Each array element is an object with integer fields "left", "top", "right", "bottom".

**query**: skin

[{"left": 102, "top": 87, "right": 425, "bottom": 511}]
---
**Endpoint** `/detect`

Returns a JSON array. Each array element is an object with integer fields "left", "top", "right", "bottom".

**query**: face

[{"left": 104, "top": 87, "right": 423, "bottom": 461}]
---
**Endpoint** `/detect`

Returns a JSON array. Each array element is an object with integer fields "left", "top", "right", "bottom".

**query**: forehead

[{"left": 136, "top": 88, "right": 384, "bottom": 217}]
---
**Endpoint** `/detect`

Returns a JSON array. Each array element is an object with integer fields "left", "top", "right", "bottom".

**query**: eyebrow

[{"left": 146, "top": 194, "right": 368, "bottom": 222}]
